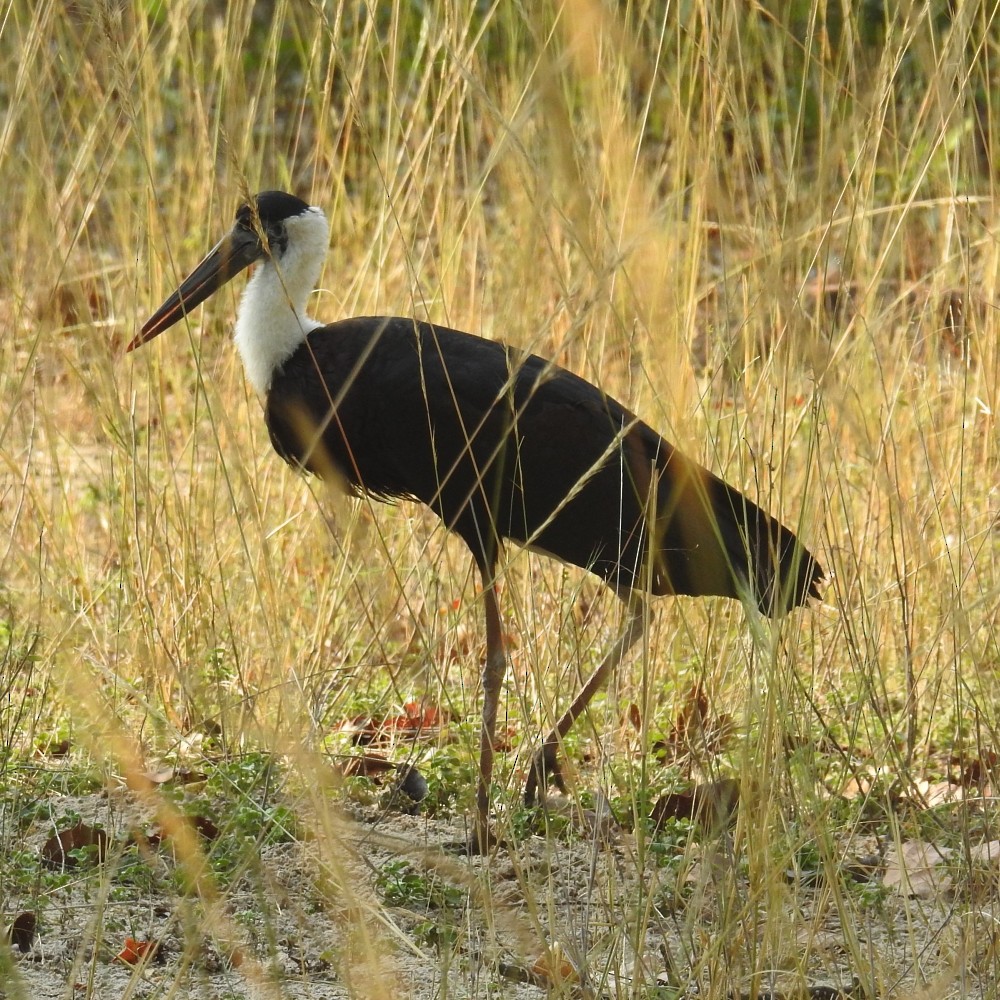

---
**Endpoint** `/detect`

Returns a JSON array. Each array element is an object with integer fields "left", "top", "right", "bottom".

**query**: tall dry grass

[{"left": 0, "top": 1, "right": 997, "bottom": 996}]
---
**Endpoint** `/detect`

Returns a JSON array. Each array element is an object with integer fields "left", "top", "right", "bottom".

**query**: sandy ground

[{"left": 2, "top": 774, "right": 992, "bottom": 999}]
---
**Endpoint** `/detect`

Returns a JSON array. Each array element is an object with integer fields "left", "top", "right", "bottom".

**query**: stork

[{"left": 130, "top": 191, "right": 823, "bottom": 852}]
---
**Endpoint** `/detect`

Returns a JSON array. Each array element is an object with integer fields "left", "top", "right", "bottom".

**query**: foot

[
  {"left": 523, "top": 738, "right": 567, "bottom": 806},
  {"left": 445, "top": 820, "right": 503, "bottom": 856}
]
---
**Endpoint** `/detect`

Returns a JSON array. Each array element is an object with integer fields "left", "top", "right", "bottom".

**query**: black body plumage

[{"left": 266, "top": 316, "right": 822, "bottom": 616}]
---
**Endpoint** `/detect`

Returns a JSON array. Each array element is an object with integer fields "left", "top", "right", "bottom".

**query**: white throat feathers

[{"left": 233, "top": 205, "right": 329, "bottom": 395}]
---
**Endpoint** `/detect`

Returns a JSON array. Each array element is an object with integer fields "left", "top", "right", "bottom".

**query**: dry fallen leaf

[
  {"left": 340, "top": 701, "right": 448, "bottom": 745},
  {"left": 190, "top": 815, "right": 220, "bottom": 841},
  {"left": 341, "top": 753, "right": 397, "bottom": 778},
  {"left": 36, "top": 738, "right": 72, "bottom": 757},
  {"left": 40, "top": 823, "right": 108, "bottom": 869},
  {"left": 126, "top": 766, "right": 175, "bottom": 791},
  {"left": 530, "top": 942, "right": 578, "bottom": 985},
  {"left": 969, "top": 840, "right": 1000, "bottom": 867},
  {"left": 915, "top": 779, "right": 963, "bottom": 806},
  {"left": 955, "top": 750, "right": 998, "bottom": 791},
  {"left": 884, "top": 840, "right": 952, "bottom": 899},
  {"left": 654, "top": 683, "right": 734, "bottom": 761},
  {"left": 116, "top": 937, "right": 160, "bottom": 965},
  {"left": 651, "top": 778, "right": 740, "bottom": 832},
  {"left": 625, "top": 702, "right": 642, "bottom": 731}
]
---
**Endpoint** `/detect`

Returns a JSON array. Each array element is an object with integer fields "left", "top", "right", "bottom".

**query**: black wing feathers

[{"left": 264, "top": 317, "right": 823, "bottom": 617}]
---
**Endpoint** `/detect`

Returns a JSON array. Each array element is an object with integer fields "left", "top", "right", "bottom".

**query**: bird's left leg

[
  {"left": 524, "top": 591, "right": 648, "bottom": 805},
  {"left": 466, "top": 569, "right": 507, "bottom": 854}
]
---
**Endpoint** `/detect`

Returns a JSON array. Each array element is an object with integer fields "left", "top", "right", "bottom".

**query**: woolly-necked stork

[{"left": 130, "top": 191, "right": 823, "bottom": 852}]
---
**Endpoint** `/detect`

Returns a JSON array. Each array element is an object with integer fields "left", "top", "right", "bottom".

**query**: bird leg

[
  {"left": 524, "top": 592, "right": 648, "bottom": 806},
  {"left": 466, "top": 575, "right": 507, "bottom": 854}
]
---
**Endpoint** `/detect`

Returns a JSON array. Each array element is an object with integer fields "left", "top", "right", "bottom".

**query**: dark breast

[{"left": 264, "top": 317, "right": 655, "bottom": 579}]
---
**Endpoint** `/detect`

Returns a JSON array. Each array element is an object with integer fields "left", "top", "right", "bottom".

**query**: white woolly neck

[{"left": 233, "top": 206, "right": 329, "bottom": 395}]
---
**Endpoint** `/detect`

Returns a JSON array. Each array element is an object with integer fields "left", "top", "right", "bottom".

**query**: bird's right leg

[{"left": 524, "top": 592, "right": 648, "bottom": 805}]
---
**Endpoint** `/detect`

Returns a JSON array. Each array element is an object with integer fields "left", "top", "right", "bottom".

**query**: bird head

[{"left": 128, "top": 191, "right": 312, "bottom": 351}]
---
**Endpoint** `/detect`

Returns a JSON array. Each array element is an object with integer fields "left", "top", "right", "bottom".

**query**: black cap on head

[{"left": 237, "top": 191, "right": 311, "bottom": 228}]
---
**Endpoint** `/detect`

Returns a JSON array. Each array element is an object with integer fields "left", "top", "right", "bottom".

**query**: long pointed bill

[{"left": 128, "top": 228, "right": 263, "bottom": 352}]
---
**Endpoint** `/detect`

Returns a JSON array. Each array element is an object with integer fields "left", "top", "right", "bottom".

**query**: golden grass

[{"left": 0, "top": 1, "right": 998, "bottom": 996}]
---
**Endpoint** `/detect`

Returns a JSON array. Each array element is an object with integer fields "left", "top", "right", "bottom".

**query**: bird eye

[{"left": 263, "top": 223, "right": 288, "bottom": 256}]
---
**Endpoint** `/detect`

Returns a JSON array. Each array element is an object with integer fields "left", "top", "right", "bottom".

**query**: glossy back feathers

[{"left": 266, "top": 317, "right": 823, "bottom": 616}]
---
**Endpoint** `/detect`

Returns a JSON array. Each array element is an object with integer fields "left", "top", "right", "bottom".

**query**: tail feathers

[
  {"left": 712, "top": 483, "right": 824, "bottom": 618},
  {"left": 650, "top": 455, "right": 824, "bottom": 617}
]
